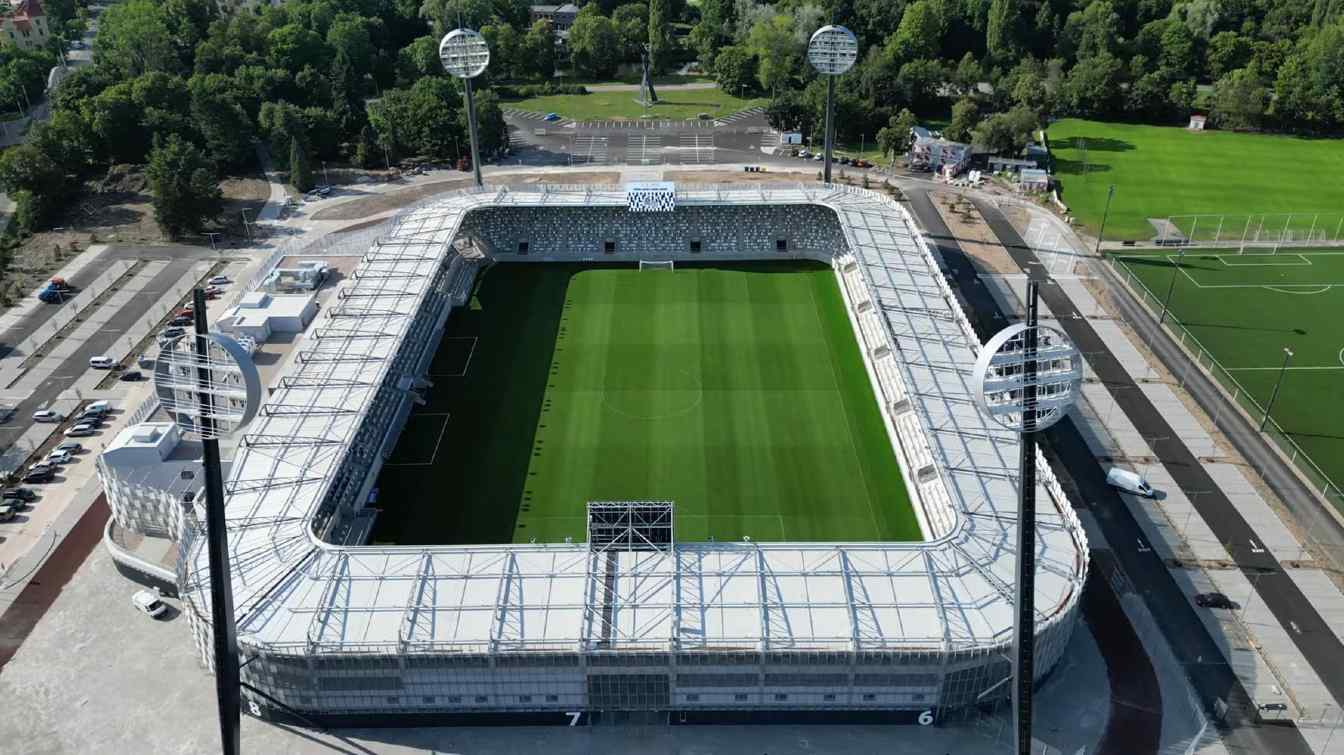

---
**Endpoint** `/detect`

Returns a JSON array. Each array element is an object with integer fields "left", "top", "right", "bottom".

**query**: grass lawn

[
  {"left": 370, "top": 262, "right": 919, "bottom": 546},
  {"left": 1114, "top": 247, "right": 1344, "bottom": 502},
  {"left": 507, "top": 88, "right": 767, "bottom": 121},
  {"left": 1047, "top": 119, "right": 1344, "bottom": 241}
]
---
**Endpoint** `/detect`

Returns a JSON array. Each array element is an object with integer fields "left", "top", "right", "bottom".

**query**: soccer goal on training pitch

[{"left": 639, "top": 260, "right": 675, "bottom": 271}]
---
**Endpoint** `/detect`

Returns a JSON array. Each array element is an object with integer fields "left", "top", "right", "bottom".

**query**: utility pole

[
  {"left": 1260, "top": 347, "right": 1294, "bottom": 431},
  {"left": 1095, "top": 184, "right": 1116, "bottom": 256},
  {"left": 1158, "top": 244, "right": 1188, "bottom": 325}
]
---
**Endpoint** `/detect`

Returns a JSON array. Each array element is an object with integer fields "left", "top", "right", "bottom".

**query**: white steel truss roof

[{"left": 183, "top": 184, "right": 1088, "bottom": 656}]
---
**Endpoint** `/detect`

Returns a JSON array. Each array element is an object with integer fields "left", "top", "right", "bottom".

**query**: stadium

[{"left": 110, "top": 183, "right": 1089, "bottom": 726}]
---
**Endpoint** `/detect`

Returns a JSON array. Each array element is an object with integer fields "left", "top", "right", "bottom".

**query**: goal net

[{"left": 639, "top": 260, "right": 675, "bottom": 271}]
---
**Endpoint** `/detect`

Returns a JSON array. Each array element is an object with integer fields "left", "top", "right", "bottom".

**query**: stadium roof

[{"left": 184, "top": 183, "right": 1088, "bottom": 656}]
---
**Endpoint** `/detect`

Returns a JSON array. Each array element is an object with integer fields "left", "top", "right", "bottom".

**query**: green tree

[
  {"left": 1159, "top": 20, "right": 1199, "bottom": 76},
  {"left": 355, "top": 124, "right": 377, "bottom": 168},
  {"left": 418, "top": 0, "right": 492, "bottom": 37},
  {"left": 712, "top": 45, "right": 755, "bottom": 96},
  {"left": 987, "top": 0, "right": 1022, "bottom": 62},
  {"left": 569, "top": 10, "right": 621, "bottom": 78},
  {"left": 0, "top": 143, "right": 72, "bottom": 230},
  {"left": 329, "top": 50, "right": 366, "bottom": 136},
  {"left": 971, "top": 106, "right": 1037, "bottom": 154},
  {"left": 88, "top": 82, "right": 145, "bottom": 162},
  {"left": 613, "top": 3, "right": 648, "bottom": 60},
  {"left": 648, "top": 0, "right": 671, "bottom": 71},
  {"left": 462, "top": 88, "right": 508, "bottom": 157},
  {"left": 94, "top": 0, "right": 179, "bottom": 77},
  {"left": 944, "top": 97, "right": 980, "bottom": 142},
  {"left": 748, "top": 14, "right": 802, "bottom": 93},
  {"left": 1207, "top": 31, "right": 1253, "bottom": 79},
  {"left": 765, "top": 89, "right": 812, "bottom": 136},
  {"left": 876, "top": 108, "right": 918, "bottom": 168},
  {"left": 1062, "top": 54, "right": 1124, "bottom": 118},
  {"left": 326, "top": 13, "right": 373, "bottom": 76},
  {"left": 289, "top": 135, "right": 313, "bottom": 192},
  {"left": 146, "top": 134, "right": 222, "bottom": 238},
  {"left": 521, "top": 20, "right": 556, "bottom": 80},
  {"left": 887, "top": 1, "right": 942, "bottom": 62},
  {"left": 397, "top": 35, "right": 443, "bottom": 85},
  {"left": 268, "top": 25, "right": 328, "bottom": 72},
  {"left": 189, "top": 73, "right": 254, "bottom": 169}
]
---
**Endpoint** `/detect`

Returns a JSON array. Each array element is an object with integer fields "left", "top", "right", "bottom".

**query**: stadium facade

[{"left": 99, "top": 183, "right": 1089, "bottom": 726}]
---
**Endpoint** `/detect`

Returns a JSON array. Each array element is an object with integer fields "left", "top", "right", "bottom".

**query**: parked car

[
  {"left": 46, "top": 450, "right": 74, "bottom": 465},
  {"left": 131, "top": 590, "right": 168, "bottom": 619},
  {"left": 170, "top": 315, "right": 193, "bottom": 327},
  {"left": 31, "top": 410, "right": 62, "bottom": 423},
  {"left": 55, "top": 441, "right": 82, "bottom": 454},
  {"left": 542, "top": 112, "right": 560, "bottom": 122},
  {"left": 64, "top": 423, "right": 97, "bottom": 437},
  {"left": 119, "top": 370, "right": 144, "bottom": 382},
  {"left": 22, "top": 470, "right": 53, "bottom": 484},
  {"left": 28, "top": 461, "right": 56, "bottom": 474},
  {"left": 208, "top": 276, "right": 230, "bottom": 285},
  {"left": 0, "top": 503, "right": 18, "bottom": 522},
  {"left": 89, "top": 355, "right": 115, "bottom": 369},
  {"left": 1, "top": 488, "right": 35, "bottom": 502},
  {"left": 1195, "top": 592, "right": 1237, "bottom": 609},
  {"left": 160, "top": 327, "right": 185, "bottom": 339}
]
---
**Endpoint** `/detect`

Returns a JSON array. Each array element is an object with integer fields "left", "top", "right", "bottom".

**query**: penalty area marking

[
  {"left": 383, "top": 412, "right": 451, "bottom": 466},
  {"left": 1167, "top": 256, "right": 1343, "bottom": 291},
  {"left": 1216, "top": 254, "right": 1312, "bottom": 267},
  {"left": 430, "top": 336, "right": 478, "bottom": 378}
]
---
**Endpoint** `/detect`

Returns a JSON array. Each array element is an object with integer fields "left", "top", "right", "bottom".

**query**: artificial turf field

[
  {"left": 1115, "top": 248, "right": 1344, "bottom": 502},
  {"left": 369, "top": 261, "right": 920, "bottom": 546},
  {"left": 1047, "top": 119, "right": 1344, "bottom": 241}
]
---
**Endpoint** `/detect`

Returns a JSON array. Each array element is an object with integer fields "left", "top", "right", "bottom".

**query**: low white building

[
  {"left": 1019, "top": 168, "right": 1051, "bottom": 192},
  {"left": 908, "top": 136, "right": 971, "bottom": 178},
  {"left": 216, "top": 291, "right": 318, "bottom": 343},
  {"left": 96, "top": 423, "right": 204, "bottom": 537}
]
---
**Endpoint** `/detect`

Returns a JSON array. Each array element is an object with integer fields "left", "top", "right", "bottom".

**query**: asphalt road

[
  {"left": 0, "top": 264, "right": 112, "bottom": 361},
  {"left": 0, "top": 254, "right": 207, "bottom": 456},
  {"left": 972, "top": 196, "right": 1344, "bottom": 709},
  {"left": 904, "top": 188, "right": 1312, "bottom": 754}
]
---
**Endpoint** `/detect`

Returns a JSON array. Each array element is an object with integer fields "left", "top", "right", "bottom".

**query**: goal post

[{"left": 639, "top": 260, "right": 675, "bottom": 271}]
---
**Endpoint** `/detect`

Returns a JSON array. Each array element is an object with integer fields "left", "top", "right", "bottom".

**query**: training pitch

[
  {"left": 1047, "top": 119, "right": 1344, "bottom": 241},
  {"left": 370, "top": 261, "right": 919, "bottom": 546},
  {"left": 1115, "top": 248, "right": 1344, "bottom": 503}
]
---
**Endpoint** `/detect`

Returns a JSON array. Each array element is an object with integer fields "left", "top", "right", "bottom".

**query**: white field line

[
  {"left": 1169, "top": 255, "right": 1344, "bottom": 289},
  {"left": 1216, "top": 254, "right": 1312, "bottom": 267},
  {"left": 383, "top": 413, "right": 451, "bottom": 466},
  {"left": 430, "top": 336, "right": 478, "bottom": 378}
]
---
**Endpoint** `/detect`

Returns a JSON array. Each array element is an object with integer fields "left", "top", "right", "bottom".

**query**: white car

[
  {"left": 64, "top": 423, "right": 97, "bottom": 437},
  {"left": 55, "top": 440, "right": 82, "bottom": 453},
  {"left": 88, "top": 356, "right": 115, "bottom": 369},
  {"left": 31, "top": 410, "right": 62, "bottom": 423},
  {"left": 46, "top": 450, "right": 74, "bottom": 465},
  {"left": 131, "top": 590, "right": 168, "bottom": 619},
  {"left": 208, "top": 276, "right": 230, "bottom": 285}
]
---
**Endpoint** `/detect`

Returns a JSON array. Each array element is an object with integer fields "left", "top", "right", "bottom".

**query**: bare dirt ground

[
  {"left": 662, "top": 169, "right": 819, "bottom": 183},
  {"left": 310, "top": 171, "right": 623, "bottom": 221},
  {"left": 930, "top": 189, "right": 1022, "bottom": 277}
]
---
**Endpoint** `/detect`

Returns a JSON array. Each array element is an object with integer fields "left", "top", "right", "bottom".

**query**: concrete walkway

[{"left": 583, "top": 81, "right": 717, "bottom": 92}]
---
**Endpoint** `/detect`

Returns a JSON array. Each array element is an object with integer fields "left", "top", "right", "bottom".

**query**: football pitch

[
  {"left": 369, "top": 261, "right": 920, "bottom": 546},
  {"left": 1047, "top": 119, "right": 1344, "bottom": 241},
  {"left": 1115, "top": 248, "right": 1344, "bottom": 503}
]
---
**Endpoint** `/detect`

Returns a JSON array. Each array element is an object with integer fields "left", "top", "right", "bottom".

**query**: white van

[
  {"left": 88, "top": 356, "right": 115, "bottom": 369},
  {"left": 1106, "top": 467, "right": 1155, "bottom": 497}
]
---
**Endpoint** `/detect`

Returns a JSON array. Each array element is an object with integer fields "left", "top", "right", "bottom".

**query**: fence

[
  {"left": 1162, "top": 212, "right": 1344, "bottom": 250},
  {"left": 1104, "top": 254, "right": 1344, "bottom": 557}
]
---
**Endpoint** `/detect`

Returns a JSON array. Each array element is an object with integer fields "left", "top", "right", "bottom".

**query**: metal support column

[
  {"left": 193, "top": 288, "right": 241, "bottom": 755},
  {"left": 463, "top": 78, "right": 483, "bottom": 188},
  {"left": 1013, "top": 281, "right": 1040, "bottom": 755},
  {"left": 823, "top": 75, "right": 836, "bottom": 184}
]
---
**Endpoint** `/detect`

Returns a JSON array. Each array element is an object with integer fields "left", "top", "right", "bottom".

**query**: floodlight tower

[
  {"left": 153, "top": 291, "right": 262, "bottom": 755},
  {"left": 439, "top": 28, "right": 491, "bottom": 188},
  {"left": 807, "top": 25, "right": 858, "bottom": 184},
  {"left": 971, "top": 282, "right": 1082, "bottom": 755}
]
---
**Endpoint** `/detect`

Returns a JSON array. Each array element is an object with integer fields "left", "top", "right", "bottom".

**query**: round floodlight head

[
  {"left": 439, "top": 28, "right": 490, "bottom": 79},
  {"left": 972, "top": 323, "right": 1082, "bottom": 434},
  {"left": 807, "top": 25, "right": 858, "bottom": 76},
  {"left": 154, "top": 332, "right": 261, "bottom": 440}
]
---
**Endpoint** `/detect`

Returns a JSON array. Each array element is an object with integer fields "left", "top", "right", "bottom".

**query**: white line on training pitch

[{"left": 1224, "top": 366, "right": 1344, "bottom": 371}]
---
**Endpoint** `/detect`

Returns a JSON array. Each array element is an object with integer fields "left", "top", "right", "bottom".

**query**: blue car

[{"left": 543, "top": 112, "right": 560, "bottom": 122}]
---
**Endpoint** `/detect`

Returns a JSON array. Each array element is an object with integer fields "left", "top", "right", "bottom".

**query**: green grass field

[
  {"left": 507, "top": 88, "right": 767, "bottom": 121},
  {"left": 369, "top": 262, "right": 919, "bottom": 546},
  {"left": 1115, "top": 248, "right": 1344, "bottom": 500},
  {"left": 1047, "top": 119, "right": 1344, "bottom": 241}
]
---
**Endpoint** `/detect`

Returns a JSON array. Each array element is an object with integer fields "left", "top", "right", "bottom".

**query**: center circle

[{"left": 601, "top": 368, "right": 704, "bottom": 421}]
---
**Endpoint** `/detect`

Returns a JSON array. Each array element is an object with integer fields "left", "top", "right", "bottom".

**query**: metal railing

[{"left": 1104, "top": 254, "right": 1344, "bottom": 540}]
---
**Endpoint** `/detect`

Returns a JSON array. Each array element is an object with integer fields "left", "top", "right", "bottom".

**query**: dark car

[
  {"left": 0, "top": 504, "right": 18, "bottom": 522},
  {"left": 2, "top": 488, "right": 35, "bottom": 501},
  {"left": 1195, "top": 592, "right": 1237, "bottom": 609},
  {"left": 22, "top": 471, "right": 54, "bottom": 484},
  {"left": 119, "top": 370, "right": 143, "bottom": 382},
  {"left": 170, "top": 315, "right": 194, "bottom": 327}
]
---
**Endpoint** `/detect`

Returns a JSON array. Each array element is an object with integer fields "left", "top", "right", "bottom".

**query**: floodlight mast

[
  {"left": 971, "top": 281, "right": 1082, "bottom": 755},
  {"left": 193, "top": 288, "right": 240, "bottom": 755},
  {"left": 807, "top": 25, "right": 858, "bottom": 184},
  {"left": 440, "top": 29, "right": 491, "bottom": 188}
]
